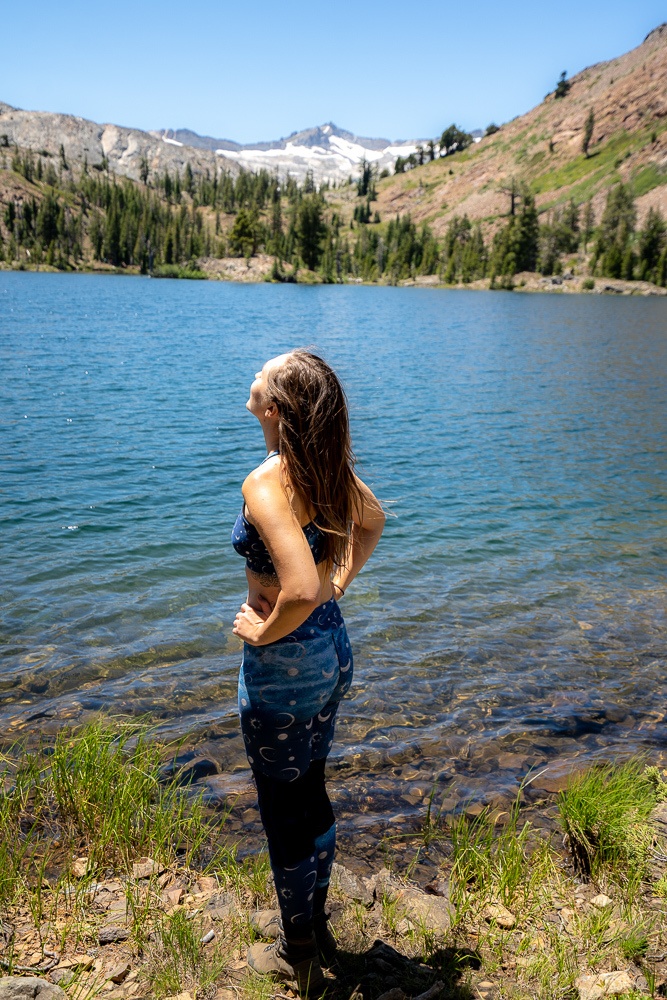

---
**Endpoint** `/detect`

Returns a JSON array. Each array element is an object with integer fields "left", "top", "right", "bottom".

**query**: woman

[{"left": 231, "top": 350, "right": 385, "bottom": 995}]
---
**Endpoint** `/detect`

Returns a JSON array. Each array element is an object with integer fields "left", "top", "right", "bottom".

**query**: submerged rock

[{"left": 159, "top": 752, "right": 219, "bottom": 786}]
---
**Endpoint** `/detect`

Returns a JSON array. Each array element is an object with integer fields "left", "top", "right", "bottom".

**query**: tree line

[{"left": 1, "top": 147, "right": 665, "bottom": 287}]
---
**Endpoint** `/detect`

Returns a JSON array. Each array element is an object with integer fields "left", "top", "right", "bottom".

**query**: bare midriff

[{"left": 245, "top": 562, "right": 334, "bottom": 617}]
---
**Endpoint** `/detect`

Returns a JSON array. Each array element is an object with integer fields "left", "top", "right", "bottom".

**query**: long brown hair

[{"left": 266, "top": 349, "right": 363, "bottom": 567}]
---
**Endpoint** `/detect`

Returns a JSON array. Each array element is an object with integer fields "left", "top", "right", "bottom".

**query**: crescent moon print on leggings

[
  {"left": 238, "top": 598, "right": 353, "bottom": 781},
  {"left": 238, "top": 596, "right": 355, "bottom": 939}
]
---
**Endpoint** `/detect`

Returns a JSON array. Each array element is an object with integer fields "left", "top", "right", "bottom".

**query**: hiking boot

[
  {"left": 249, "top": 908, "right": 282, "bottom": 938},
  {"left": 247, "top": 934, "right": 326, "bottom": 997},
  {"left": 250, "top": 909, "right": 338, "bottom": 968}
]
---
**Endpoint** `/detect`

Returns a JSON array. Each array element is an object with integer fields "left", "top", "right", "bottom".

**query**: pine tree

[
  {"left": 554, "top": 72, "right": 570, "bottom": 99},
  {"left": 439, "top": 125, "right": 472, "bottom": 157},
  {"left": 357, "top": 161, "right": 373, "bottom": 196},
  {"left": 582, "top": 200, "right": 595, "bottom": 250},
  {"left": 229, "top": 208, "right": 258, "bottom": 258},
  {"left": 595, "top": 183, "right": 636, "bottom": 277},
  {"left": 295, "top": 195, "right": 325, "bottom": 271},
  {"left": 637, "top": 207, "right": 666, "bottom": 283},
  {"left": 582, "top": 108, "right": 595, "bottom": 157}
]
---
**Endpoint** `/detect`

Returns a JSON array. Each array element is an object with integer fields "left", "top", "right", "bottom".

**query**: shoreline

[
  {"left": 1, "top": 723, "right": 667, "bottom": 999},
  {"left": 1, "top": 260, "right": 666, "bottom": 296}
]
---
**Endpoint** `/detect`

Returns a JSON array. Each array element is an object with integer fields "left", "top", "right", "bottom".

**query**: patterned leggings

[{"left": 238, "top": 598, "right": 353, "bottom": 934}]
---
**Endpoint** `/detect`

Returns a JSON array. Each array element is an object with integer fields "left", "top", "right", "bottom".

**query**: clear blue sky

[{"left": 2, "top": 1, "right": 664, "bottom": 144}]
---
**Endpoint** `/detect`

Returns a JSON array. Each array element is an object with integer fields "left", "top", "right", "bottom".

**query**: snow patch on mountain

[{"left": 156, "top": 122, "right": 423, "bottom": 183}]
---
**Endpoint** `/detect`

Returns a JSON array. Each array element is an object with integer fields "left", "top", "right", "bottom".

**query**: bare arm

[
  {"left": 232, "top": 463, "right": 321, "bottom": 645},
  {"left": 332, "top": 475, "right": 385, "bottom": 597}
]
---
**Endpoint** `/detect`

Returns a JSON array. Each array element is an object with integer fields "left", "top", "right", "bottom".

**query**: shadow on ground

[{"left": 329, "top": 938, "right": 480, "bottom": 999}]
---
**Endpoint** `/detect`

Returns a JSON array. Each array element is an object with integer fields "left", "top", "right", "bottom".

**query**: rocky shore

[
  {"left": 3, "top": 258, "right": 666, "bottom": 296},
  {"left": 1, "top": 726, "right": 667, "bottom": 999}
]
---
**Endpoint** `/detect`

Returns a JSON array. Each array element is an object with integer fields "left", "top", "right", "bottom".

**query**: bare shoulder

[{"left": 242, "top": 457, "right": 288, "bottom": 513}]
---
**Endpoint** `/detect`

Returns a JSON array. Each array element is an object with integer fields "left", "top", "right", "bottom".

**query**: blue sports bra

[{"left": 231, "top": 451, "right": 326, "bottom": 577}]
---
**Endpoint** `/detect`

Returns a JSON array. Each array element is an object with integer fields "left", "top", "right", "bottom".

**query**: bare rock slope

[
  {"left": 0, "top": 102, "right": 238, "bottom": 182},
  {"left": 375, "top": 24, "right": 667, "bottom": 234}
]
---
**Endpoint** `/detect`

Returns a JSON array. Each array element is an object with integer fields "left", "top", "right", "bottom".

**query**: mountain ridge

[
  {"left": 150, "top": 122, "right": 423, "bottom": 182},
  {"left": 154, "top": 122, "right": 408, "bottom": 153},
  {"left": 0, "top": 103, "right": 422, "bottom": 185},
  {"left": 371, "top": 23, "right": 667, "bottom": 235},
  {"left": 0, "top": 101, "right": 239, "bottom": 182}
]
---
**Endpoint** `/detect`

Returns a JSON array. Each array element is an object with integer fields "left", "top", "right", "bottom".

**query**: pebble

[
  {"left": 71, "top": 954, "right": 94, "bottom": 970},
  {"left": 107, "top": 962, "right": 131, "bottom": 984},
  {"left": 71, "top": 857, "right": 90, "bottom": 879},
  {"left": 98, "top": 926, "right": 130, "bottom": 945},
  {"left": 482, "top": 902, "right": 516, "bottom": 929},
  {"left": 162, "top": 887, "right": 184, "bottom": 908},
  {"left": 132, "top": 857, "right": 163, "bottom": 879},
  {"left": 591, "top": 893, "right": 612, "bottom": 908},
  {"left": 195, "top": 876, "right": 218, "bottom": 893},
  {"left": 49, "top": 971, "right": 75, "bottom": 988}
]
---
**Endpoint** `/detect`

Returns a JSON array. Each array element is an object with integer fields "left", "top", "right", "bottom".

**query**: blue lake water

[{"left": 1, "top": 272, "right": 666, "bottom": 835}]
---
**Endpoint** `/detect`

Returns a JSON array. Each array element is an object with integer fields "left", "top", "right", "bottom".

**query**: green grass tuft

[
  {"left": 558, "top": 760, "right": 658, "bottom": 894},
  {"left": 145, "top": 909, "right": 228, "bottom": 997},
  {"left": 0, "top": 721, "right": 215, "bottom": 911},
  {"left": 449, "top": 788, "right": 555, "bottom": 918}
]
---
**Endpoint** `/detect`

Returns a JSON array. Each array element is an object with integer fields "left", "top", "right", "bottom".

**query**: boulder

[
  {"left": 369, "top": 869, "right": 453, "bottom": 934},
  {"left": 0, "top": 979, "right": 66, "bottom": 999},
  {"left": 395, "top": 888, "right": 453, "bottom": 933}
]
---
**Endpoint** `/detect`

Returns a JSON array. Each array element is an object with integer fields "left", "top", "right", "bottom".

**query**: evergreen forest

[{"left": 1, "top": 145, "right": 666, "bottom": 288}]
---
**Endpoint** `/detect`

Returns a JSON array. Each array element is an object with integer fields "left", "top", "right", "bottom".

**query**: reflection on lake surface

[{"left": 1, "top": 272, "right": 666, "bottom": 843}]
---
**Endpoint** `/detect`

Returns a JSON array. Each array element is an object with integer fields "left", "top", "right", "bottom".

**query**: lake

[{"left": 2, "top": 272, "right": 666, "bottom": 847}]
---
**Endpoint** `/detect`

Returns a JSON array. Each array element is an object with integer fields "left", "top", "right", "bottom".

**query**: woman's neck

[{"left": 262, "top": 425, "right": 279, "bottom": 455}]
